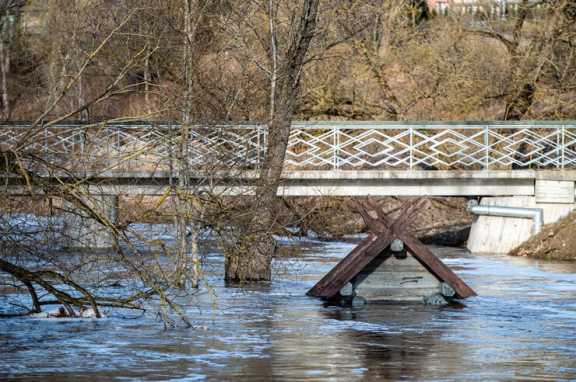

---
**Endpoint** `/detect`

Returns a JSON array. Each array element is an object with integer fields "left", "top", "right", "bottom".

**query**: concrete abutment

[{"left": 467, "top": 180, "right": 576, "bottom": 254}]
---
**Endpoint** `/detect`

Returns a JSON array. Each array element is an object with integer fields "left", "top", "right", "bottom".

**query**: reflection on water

[{"left": 1, "top": 239, "right": 576, "bottom": 381}]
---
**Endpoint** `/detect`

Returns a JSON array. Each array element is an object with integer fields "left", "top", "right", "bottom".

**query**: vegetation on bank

[
  {"left": 510, "top": 211, "right": 576, "bottom": 261},
  {"left": 1, "top": 1, "right": 575, "bottom": 122}
]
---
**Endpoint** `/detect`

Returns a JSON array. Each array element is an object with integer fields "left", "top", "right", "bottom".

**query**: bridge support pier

[
  {"left": 467, "top": 193, "right": 576, "bottom": 254},
  {"left": 62, "top": 195, "right": 119, "bottom": 250}
]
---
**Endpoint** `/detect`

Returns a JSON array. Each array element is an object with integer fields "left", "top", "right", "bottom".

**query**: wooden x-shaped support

[
  {"left": 307, "top": 198, "right": 476, "bottom": 300},
  {"left": 349, "top": 197, "right": 431, "bottom": 237}
]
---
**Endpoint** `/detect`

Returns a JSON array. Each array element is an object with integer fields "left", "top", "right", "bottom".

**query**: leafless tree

[
  {"left": 0, "top": 4, "right": 200, "bottom": 326},
  {"left": 220, "top": 0, "right": 320, "bottom": 281},
  {"left": 0, "top": 0, "right": 24, "bottom": 119}
]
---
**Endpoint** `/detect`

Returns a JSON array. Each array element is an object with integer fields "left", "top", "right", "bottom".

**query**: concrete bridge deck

[{"left": 3, "top": 170, "right": 576, "bottom": 200}]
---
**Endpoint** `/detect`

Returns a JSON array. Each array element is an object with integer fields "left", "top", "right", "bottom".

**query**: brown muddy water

[{"left": 1, "top": 234, "right": 576, "bottom": 381}]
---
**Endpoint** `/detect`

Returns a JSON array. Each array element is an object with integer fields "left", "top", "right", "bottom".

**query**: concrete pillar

[
  {"left": 62, "top": 194, "right": 119, "bottom": 250},
  {"left": 467, "top": 195, "right": 576, "bottom": 254}
]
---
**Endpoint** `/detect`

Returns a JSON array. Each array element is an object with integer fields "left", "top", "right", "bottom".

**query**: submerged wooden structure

[{"left": 307, "top": 199, "right": 476, "bottom": 304}]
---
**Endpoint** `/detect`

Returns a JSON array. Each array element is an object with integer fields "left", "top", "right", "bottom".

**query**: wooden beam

[
  {"left": 401, "top": 234, "right": 477, "bottom": 299},
  {"left": 307, "top": 198, "right": 476, "bottom": 301},
  {"left": 306, "top": 234, "right": 377, "bottom": 297},
  {"left": 307, "top": 233, "right": 394, "bottom": 298},
  {"left": 390, "top": 198, "right": 430, "bottom": 234},
  {"left": 348, "top": 199, "right": 389, "bottom": 233}
]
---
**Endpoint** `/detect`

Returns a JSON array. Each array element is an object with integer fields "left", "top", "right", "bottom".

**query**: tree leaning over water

[
  {"left": 222, "top": 0, "right": 320, "bottom": 282},
  {"left": 0, "top": 4, "right": 201, "bottom": 326}
]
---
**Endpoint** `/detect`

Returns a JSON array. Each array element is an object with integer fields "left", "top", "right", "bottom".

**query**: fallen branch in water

[{"left": 0, "top": 258, "right": 152, "bottom": 318}]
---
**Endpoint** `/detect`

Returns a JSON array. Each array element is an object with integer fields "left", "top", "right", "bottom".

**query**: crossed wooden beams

[{"left": 307, "top": 198, "right": 477, "bottom": 300}]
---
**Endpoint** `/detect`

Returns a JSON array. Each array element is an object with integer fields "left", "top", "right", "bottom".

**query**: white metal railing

[
  {"left": 286, "top": 122, "right": 576, "bottom": 170},
  {"left": 432, "top": 0, "right": 545, "bottom": 19},
  {"left": 1, "top": 122, "right": 575, "bottom": 171}
]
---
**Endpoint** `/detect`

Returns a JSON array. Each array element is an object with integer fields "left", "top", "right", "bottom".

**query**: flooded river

[{"left": 1, "top": 237, "right": 576, "bottom": 381}]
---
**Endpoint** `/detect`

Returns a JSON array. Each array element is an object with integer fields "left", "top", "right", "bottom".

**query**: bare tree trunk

[
  {"left": 409, "top": 0, "right": 430, "bottom": 25},
  {"left": 268, "top": 0, "right": 278, "bottom": 121},
  {"left": 501, "top": 0, "right": 572, "bottom": 168},
  {"left": 144, "top": 54, "right": 151, "bottom": 112},
  {"left": 0, "top": 38, "right": 8, "bottom": 119},
  {"left": 225, "top": 0, "right": 320, "bottom": 282},
  {"left": 502, "top": 0, "right": 532, "bottom": 122},
  {"left": 78, "top": 75, "right": 89, "bottom": 121},
  {"left": 175, "top": 0, "right": 200, "bottom": 288},
  {"left": 0, "top": 10, "right": 14, "bottom": 120}
]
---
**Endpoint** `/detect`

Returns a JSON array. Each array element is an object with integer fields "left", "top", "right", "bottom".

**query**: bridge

[
  {"left": 2, "top": 121, "right": 576, "bottom": 252},
  {"left": 430, "top": 0, "right": 547, "bottom": 19},
  {"left": 2, "top": 121, "right": 576, "bottom": 198}
]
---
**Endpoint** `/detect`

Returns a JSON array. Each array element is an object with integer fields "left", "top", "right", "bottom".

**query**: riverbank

[{"left": 509, "top": 211, "right": 576, "bottom": 261}]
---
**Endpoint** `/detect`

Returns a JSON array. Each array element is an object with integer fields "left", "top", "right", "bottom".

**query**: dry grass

[{"left": 510, "top": 211, "right": 576, "bottom": 261}]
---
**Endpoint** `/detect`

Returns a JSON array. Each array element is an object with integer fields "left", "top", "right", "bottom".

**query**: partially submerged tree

[{"left": 222, "top": 0, "right": 320, "bottom": 282}]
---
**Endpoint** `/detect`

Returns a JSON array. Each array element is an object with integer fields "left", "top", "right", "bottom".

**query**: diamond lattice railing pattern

[{"left": 1, "top": 122, "right": 575, "bottom": 172}]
